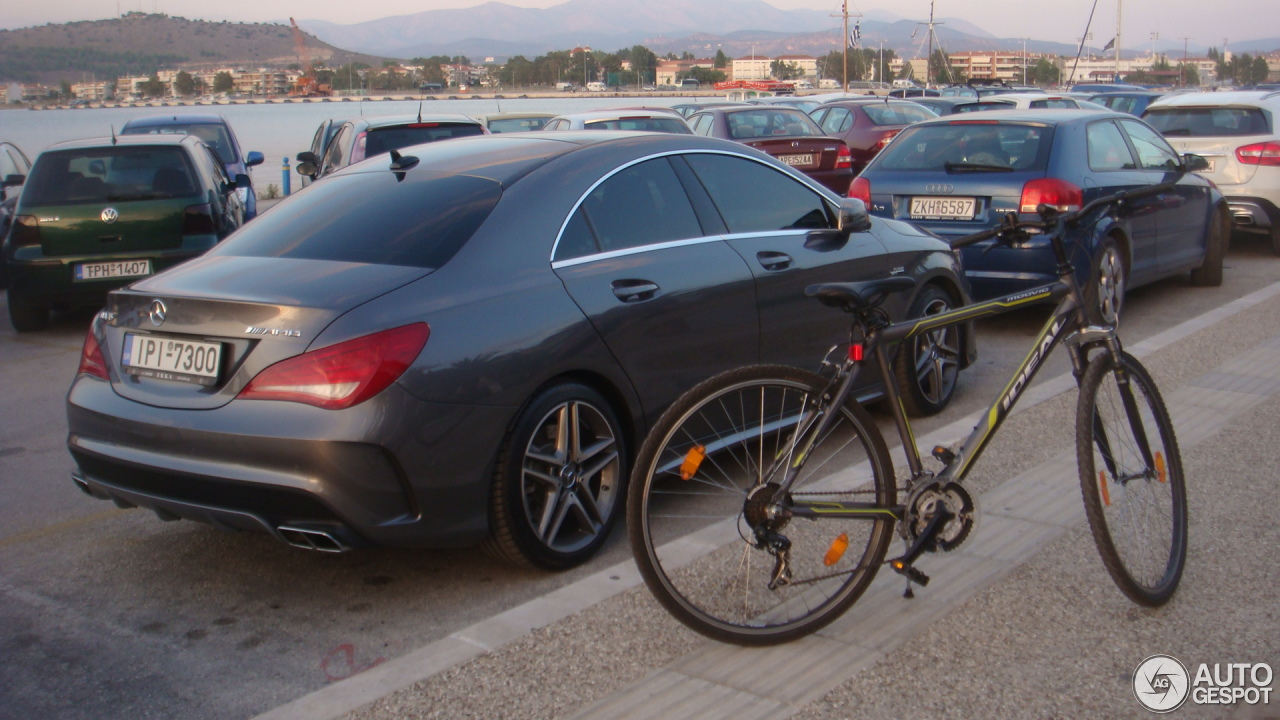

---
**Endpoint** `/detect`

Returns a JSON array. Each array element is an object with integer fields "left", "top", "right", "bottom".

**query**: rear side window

[
  {"left": 1143, "top": 107, "right": 1271, "bottom": 137},
  {"left": 487, "top": 117, "right": 550, "bottom": 133},
  {"left": 1120, "top": 120, "right": 1181, "bottom": 171},
  {"left": 872, "top": 123, "right": 1051, "bottom": 172},
  {"left": 1087, "top": 121, "right": 1137, "bottom": 171},
  {"left": 211, "top": 171, "right": 501, "bottom": 269},
  {"left": 121, "top": 123, "right": 237, "bottom": 164},
  {"left": 817, "top": 108, "right": 854, "bottom": 134},
  {"left": 364, "top": 124, "right": 485, "bottom": 157},
  {"left": 864, "top": 104, "right": 935, "bottom": 125},
  {"left": 23, "top": 146, "right": 199, "bottom": 205},
  {"left": 555, "top": 157, "right": 701, "bottom": 260},
  {"left": 726, "top": 110, "right": 821, "bottom": 139},
  {"left": 684, "top": 153, "right": 834, "bottom": 233},
  {"left": 582, "top": 117, "right": 691, "bottom": 134}
]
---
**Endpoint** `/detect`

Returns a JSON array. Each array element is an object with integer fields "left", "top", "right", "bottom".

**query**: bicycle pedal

[
  {"left": 931, "top": 445, "right": 956, "bottom": 466},
  {"left": 890, "top": 559, "right": 930, "bottom": 587}
]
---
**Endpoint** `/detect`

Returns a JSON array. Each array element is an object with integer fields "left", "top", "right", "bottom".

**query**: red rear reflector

[
  {"left": 407, "top": 123, "right": 440, "bottom": 128},
  {"left": 1236, "top": 141, "right": 1280, "bottom": 166},
  {"left": 848, "top": 176, "right": 871, "bottom": 203},
  {"left": 78, "top": 327, "right": 109, "bottom": 380},
  {"left": 848, "top": 344, "right": 865, "bottom": 362},
  {"left": 835, "top": 144, "right": 852, "bottom": 169},
  {"left": 874, "top": 129, "right": 901, "bottom": 152},
  {"left": 1020, "top": 178, "right": 1083, "bottom": 214},
  {"left": 238, "top": 323, "right": 429, "bottom": 410}
]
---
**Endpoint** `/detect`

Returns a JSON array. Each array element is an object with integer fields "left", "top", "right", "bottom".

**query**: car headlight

[{"left": 236, "top": 187, "right": 250, "bottom": 203}]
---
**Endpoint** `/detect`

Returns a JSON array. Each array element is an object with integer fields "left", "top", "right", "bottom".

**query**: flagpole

[{"left": 843, "top": 1, "right": 849, "bottom": 92}]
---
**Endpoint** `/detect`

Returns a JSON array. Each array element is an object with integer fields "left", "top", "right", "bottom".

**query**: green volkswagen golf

[{"left": 2, "top": 134, "right": 246, "bottom": 331}]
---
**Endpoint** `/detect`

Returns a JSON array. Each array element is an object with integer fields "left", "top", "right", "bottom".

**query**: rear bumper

[
  {"left": 66, "top": 375, "right": 515, "bottom": 550},
  {"left": 1224, "top": 195, "right": 1279, "bottom": 233}
]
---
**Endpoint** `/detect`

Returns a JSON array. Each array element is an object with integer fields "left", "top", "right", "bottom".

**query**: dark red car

[
  {"left": 809, "top": 99, "right": 937, "bottom": 174},
  {"left": 686, "top": 106, "right": 853, "bottom": 194}
]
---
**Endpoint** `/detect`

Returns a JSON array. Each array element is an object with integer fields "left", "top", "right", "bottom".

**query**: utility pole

[
  {"left": 831, "top": 2, "right": 860, "bottom": 92},
  {"left": 1115, "top": 0, "right": 1123, "bottom": 82},
  {"left": 1180, "top": 36, "right": 1190, "bottom": 86},
  {"left": 1022, "top": 38, "right": 1027, "bottom": 85},
  {"left": 926, "top": 0, "right": 935, "bottom": 86}
]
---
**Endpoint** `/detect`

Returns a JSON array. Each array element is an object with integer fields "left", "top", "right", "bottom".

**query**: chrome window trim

[{"left": 548, "top": 148, "right": 838, "bottom": 264}]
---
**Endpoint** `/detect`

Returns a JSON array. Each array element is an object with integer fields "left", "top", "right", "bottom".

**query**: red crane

[{"left": 289, "top": 18, "right": 326, "bottom": 96}]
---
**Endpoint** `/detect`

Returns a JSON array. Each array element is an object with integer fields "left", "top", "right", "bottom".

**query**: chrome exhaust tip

[
  {"left": 70, "top": 472, "right": 92, "bottom": 495},
  {"left": 277, "top": 525, "right": 351, "bottom": 553}
]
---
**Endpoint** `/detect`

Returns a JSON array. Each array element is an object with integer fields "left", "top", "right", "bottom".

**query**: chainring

[{"left": 905, "top": 482, "right": 976, "bottom": 552}]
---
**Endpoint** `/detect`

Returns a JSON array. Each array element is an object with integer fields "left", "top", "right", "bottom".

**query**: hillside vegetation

[{"left": 0, "top": 13, "right": 386, "bottom": 84}]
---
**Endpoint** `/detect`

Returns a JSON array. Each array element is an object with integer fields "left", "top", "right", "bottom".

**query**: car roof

[
  {"left": 350, "top": 113, "right": 483, "bottom": 129},
  {"left": 910, "top": 107, "right": 1124, "bottom": 126},
  {"left": 474, "top": 112, "right": 556, "bottom": 122},
  {"left": 120, "top": 114, "right": 230, "bottom": 128},
  {"left": 551, "top": 109, "right": 684, "bottom": 121},
  {"left": 43, "top": 134, "right": 203, "bottom": 152},
  {"left": 1146, "top": 91, "right": 1280, "bottom": 109}
]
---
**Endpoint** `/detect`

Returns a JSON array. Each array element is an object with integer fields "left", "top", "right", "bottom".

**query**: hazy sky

[{"left": 3, "top": 0, "right": 1276, "bottom": 49}]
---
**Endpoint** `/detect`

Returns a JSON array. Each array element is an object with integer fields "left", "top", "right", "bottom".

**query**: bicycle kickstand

[{"left": 888, "top": 505, "right": 953, "bottom": 598}]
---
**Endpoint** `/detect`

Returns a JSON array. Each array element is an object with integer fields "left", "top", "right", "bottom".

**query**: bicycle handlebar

[{"left": 948, "top": 180, "right": 1180, "bottom": 251}]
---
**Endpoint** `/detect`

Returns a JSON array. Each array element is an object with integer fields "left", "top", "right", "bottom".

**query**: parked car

[
  {"left": 951, "top": 94, "right": 1110, "bottom": 111},
  {"left": 909, "top": 97, "right": 980, "bottom": 116},
  {"left": 888, "top": 88, "right": 941, "bottom": 98},
  {"left": 542, "top": 110, "right": 692, "bottom": 133},
  {"left": 669, "top": 101, "right": 744, "bottom": 118},
  {"left": 810, "top": 99, "right": 938, "bottom": 173},
  {"left": 296, "top": 114, "right": 487, "bottom": 181},
  {"left": 1070, "top": 83, "right": 1148, "bottom": 94},
  {"left": 296, "top": 117, "right": 344, "bottom": 189},
  {"left": 1087, "top": 91, "right": 1165, "bottom": 116},
  {"left": 3, "top": 134, "right": 247, "bottom": 331},
  {"left": 0, "top": 142, "right": 31, "bottom": 289},
  {"left": 120, "top": 115, "right": 264, "bottom": 219},
  {"left": 1141, "top": 91, "right": 1280, "bottom": 254},
  {"left": 474, "top": 112, "right": 556, "bottom": 133},
  {"left": 65, "top": 131, "right": 975, "bottom": 572},
  {"left": 850, "top": 109, "right": 1229, "bottom": 319},
  {"left": 687, "top": 105, "right": 854, "bottom": 194}
]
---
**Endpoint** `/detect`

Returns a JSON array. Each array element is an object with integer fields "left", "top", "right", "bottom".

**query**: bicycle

[{"left": 627, "top": 184, "right": 1188, "bottom": 646}]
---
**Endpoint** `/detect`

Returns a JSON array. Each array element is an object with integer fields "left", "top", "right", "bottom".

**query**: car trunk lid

[
  {"left": 30, "top": 198, "right": 188, "bottom": 257},
  {"left": 746, "top": 137, "right": 845, "bottom": 172}
]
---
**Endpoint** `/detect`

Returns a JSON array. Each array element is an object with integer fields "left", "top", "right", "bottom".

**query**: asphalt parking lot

[{"left": 3, "top": 235, "right": 1279, "bottom": 720}]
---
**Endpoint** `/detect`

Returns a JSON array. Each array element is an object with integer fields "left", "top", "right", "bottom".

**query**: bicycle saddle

[{"left": 805, "top": 277, "right": 917, "bottom": 313}]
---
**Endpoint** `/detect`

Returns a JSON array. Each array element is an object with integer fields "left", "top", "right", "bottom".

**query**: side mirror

[
  {"left": 837, "top": 197, "right": 872, "bottom": 234},
  {"left": 245, "top": 151, "right": 264, "bottom": 168},
  {"left": 1, "top": 173, "right": 24, "bottom": 188},
  {"left": 296, "top": 161, "right": 318, "bottom": 178},
  {"left": 296, "top": 151, "right": 318, "bottom": 165},
  {"left": 234, "top": 173, "right": 251, "bottom": 189},
  {"left": 1183, "top": 153, "right": 1210, "bottom": 173}
]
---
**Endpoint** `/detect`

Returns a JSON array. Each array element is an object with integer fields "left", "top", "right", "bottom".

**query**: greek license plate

[
  {"left": 74, "top": 260, "right": 153, "bottom": 281},
  {"left": 910, "top": 196, "right": 977, "bottom": 220},
  {"left": 778, "top": 154, "right": 814, "bottom": 167},
  {"left": 121, "top": 333, "right": 222, "bottom": 386}
]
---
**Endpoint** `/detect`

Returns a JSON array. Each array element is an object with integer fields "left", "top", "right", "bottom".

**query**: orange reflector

[
  {"left": 1099, "top": 471, "right": 1111, "bottom": 507},
  {"left": 679, "top": 445, "right": 706, "bottom": 480},
  {"left": 1154, "top": 452, "right": 1167, "bottom": 483},
  {"left": 823, "top": 533, "right": 850, "bottom": 566}
]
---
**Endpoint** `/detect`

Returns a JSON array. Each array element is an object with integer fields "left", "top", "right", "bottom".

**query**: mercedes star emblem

[{"left": 148, "top": 299, "right": 167, "bottom": 327}]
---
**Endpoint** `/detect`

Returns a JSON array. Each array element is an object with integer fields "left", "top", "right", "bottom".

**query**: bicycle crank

[{"left": 906, "top": 482, "right": 976, "bottom": 552}]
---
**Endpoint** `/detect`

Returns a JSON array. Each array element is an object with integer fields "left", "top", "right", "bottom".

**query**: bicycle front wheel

[
  {"left": 628, "top": 365, "right": 897, "bottom": 645},
  {"left": 1076, "top": 351, "right": 1187, "bottom": 606}
]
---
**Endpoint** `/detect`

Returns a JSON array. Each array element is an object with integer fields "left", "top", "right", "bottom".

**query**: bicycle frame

[{"left": 784, "top": 268, "right": 1119, "bottom": 522}]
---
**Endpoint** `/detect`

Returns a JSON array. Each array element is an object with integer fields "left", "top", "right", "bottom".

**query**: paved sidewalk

[{"left": 257, "top": 282, "right": 1280, "bottom": 720}]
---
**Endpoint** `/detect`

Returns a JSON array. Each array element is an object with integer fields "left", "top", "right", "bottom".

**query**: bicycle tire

[
  {"left": 1076, "top": 350, "right": 1187, "bottom": 606},
  {"left": 628, "top": 365, "right": 897, "bottom": 645}
]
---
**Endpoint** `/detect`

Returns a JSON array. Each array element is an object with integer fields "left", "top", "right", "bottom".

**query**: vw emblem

[
  {"left": 101, "top": 207, "right": 119, "bottom": 224},
  {"left": 147, "top": 299, "right": 167, "bottom": 327},
  {"left": 791, "top": 141, "right": 801, "bottom": 147},
  {"left": 924, "top": 184, "right": 955, "bottom": 194}
]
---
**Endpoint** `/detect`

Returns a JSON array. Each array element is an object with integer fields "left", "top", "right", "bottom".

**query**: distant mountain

[{"left": 0, "top": 13, "right": 387, "bottom": 84}]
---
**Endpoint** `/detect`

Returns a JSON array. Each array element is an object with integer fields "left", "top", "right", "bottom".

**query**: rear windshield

[
  {"left": 24, "top": 146, "right": 199, "bottom": 205},
  {"left": 121, "top": 123, "right": 236, "bottom": 164},
  {"left": 863, "top": 104, "right": 937, "bottom": 125},
  {"left": 487, "top": 117, "right": 551, "bottom": 133},
  {"left": 210, "top": 170, "right": 500, "bottom": 269},
  {"left": 726, "top": 110, "right": 822, "bottom": 139},
  {"left": 871, "top": 123, "right": 1052, "bottom": 172},
  {"left": 582, "top": 117, "right": 692, "bottom": 133},
  {"left": 1142, "top": 107, "right": 1271, "bottom": 137},
  {"left": 363, "top": 123, "right": 485, "bottom": 157}
]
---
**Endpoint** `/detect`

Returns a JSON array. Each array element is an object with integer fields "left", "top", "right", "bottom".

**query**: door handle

[
  {"left": 757, "top": 251, "right": 793, "bottom": 271},
  {"left": 611, "top": 279, "right": 660, "bottom": 303}
]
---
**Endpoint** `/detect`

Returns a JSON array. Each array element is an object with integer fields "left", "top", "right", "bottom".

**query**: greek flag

[{"left": 850, "top": 21, "right": 861, "bottom": 48}]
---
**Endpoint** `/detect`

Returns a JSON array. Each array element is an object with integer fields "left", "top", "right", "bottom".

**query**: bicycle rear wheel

[
  {"left": 1076, "top": 351, "right": 1187, "bottom": 606},
  {"left": 628, "top": 365, "right": 897, "bottom": 645}
]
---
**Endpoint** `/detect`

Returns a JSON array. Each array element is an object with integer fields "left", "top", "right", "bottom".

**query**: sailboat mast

[
  {"left": 1114, "top": 0, "right": 1123, "bottom": 81},
  {"left": 926, "top": 0, "right": 935, "bottom": 87}
]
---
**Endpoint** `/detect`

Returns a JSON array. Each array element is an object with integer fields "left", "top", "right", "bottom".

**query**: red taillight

[
  {"left": 1236, "top": 141, "right": 1280, "bottom": 166},
  {"left": 183, "top": 203, "right": 216, "bottom": 235},
  {"left": 78, "top": 327, "right": 109, "bottom": 380},
  {"left": 874, "top": 129, "right": 901, "bottom": 153},
  {"left": 238, "top": 323, "right": 429, "bottom": 410},
  {"left": 351, "top": 131, "right": 368, "bottom": 164},
  {"left": 9, "top": 215, "right": 40, "bottom": 248},
  {"left": 835, "top": 144, "right": 852, "bottom": 170},
  {"left": 1020, "top": 178, "right": 1083, "bottom": 214},
  {"left": 848, "top": 176, "right": 871, "bottom": 203}
]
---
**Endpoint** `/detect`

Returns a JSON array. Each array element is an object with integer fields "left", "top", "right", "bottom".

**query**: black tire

[
  {"left": 1189, "top": 204, "right": 1228, "bottom": 287},
  {"left": 1083, "top": 237, "right": 1126, "bottom": 325},
  {"left": 482, "top": 383, "right": 626, "bottom": 570},
  {"left": 628, "top": 365, "right": 896, "bottom": 645},
  {"left": 893, "top": 284, "right": 962, "bottom": 416},
  {"left": 1076, "top": 350, "right": 1187, "bottom": 606},
  {"left": 7, "top": 291, "right": 49, "bottom": 332}
]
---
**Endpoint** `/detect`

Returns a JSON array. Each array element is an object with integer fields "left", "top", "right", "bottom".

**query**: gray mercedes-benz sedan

[{"left": 66, "top": 131, "right": 975, "bottom": 570}]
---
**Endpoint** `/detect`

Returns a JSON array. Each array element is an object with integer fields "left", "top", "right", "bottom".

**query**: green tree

[
  {"left": 1027, "top": 58, "right": 1060, "bottom": 85},
  {"left": 930, "top": 48, "right": 960, "bottom": 84},
  {"left": 680, "top": 66, "right": 726, "bottom": 85},
  {"left": 770, "top": 59, "right": 804, "bottom": 81},
  {"left": 714, "top": 49, "right": 729, "bottom": 69},
  {"left": 59, "top": 79, "right": 72, "bottom": 98},
  {"left": 212, "top": 71, "right": 233, "bottom": 93},
  {"left": 174, "top": 70, "right": 196, "bottom": 96},
  {"left": 1179, "top": 63, "right": 1200, "bottom": 86},
  {"left": 626, "top": 45, "right": 658, "bottom": 85},
  {"left": 1251, "top": 55, "right": 1270, "bottom": 85},
  {"left": 141, "top": 73, "right": 166, "bottom": 97},
  {"left": 681, "top": 51, "right": 694, "bottom": 61}
]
